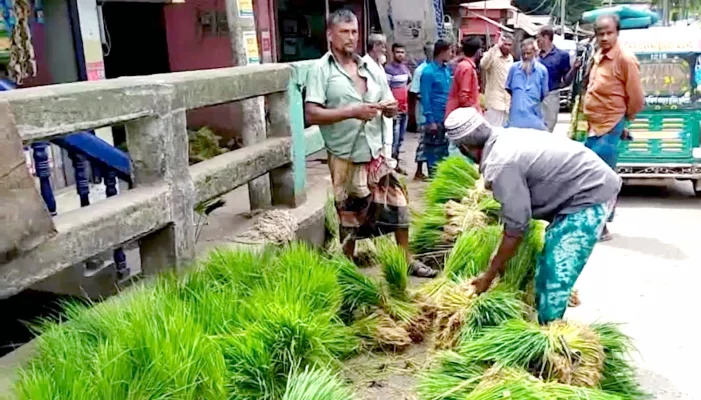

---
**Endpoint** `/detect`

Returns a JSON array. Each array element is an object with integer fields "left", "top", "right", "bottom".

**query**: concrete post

[
  {"left": 225, "top": 0, "right": 271, "bottom": 212},
  {"left": 124, "top": 85, "right": 195, "bottom": 274},
  {"left": 267, "top": 90, "right": 303, "bottom": 207}
]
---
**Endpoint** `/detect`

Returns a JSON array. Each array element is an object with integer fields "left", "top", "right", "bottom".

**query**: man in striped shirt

[{"left": 385, "top": 43, "right": 412, "bottom": 173}]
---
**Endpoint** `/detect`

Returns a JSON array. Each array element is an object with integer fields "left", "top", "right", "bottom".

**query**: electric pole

[
  {"left": 225, "top": 0, "right": 271, "bottom": 211},
  {"left": 560, "top": 0, "right": 566, "bottom": 36}
]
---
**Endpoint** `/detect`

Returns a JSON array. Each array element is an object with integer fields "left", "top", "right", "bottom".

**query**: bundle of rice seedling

[
  {"left": 282, "top": 366, "right": 356, "bottom": 400},
  {"left": 224, "top": 299, "right": 358, "bottom": 399},
  {"left": 353, "top": 238, "right": 378, "bottom": 267},
  {"left": 463, "top": 376, "right": 624, "bottom": 400},
  {"left": 430, "top": 279, "right": 530, "bottom": 348},
  {"left": 410, "top": 205, "right": 449, "bottom": 255},
  {"left": 416, "top": 351, "right": 490, "bottom": 400},
  {"left": 500, "top": 221, "right": 546, "bottom": 291},
  {"left": 458, "top": 319, "right": 606, "bottom": 388},
  {"left": 443, "top": 200, "right": 491, "bottom": 242},
  {"left": 327, "top": 254, "right": 383, "bottom": 323},
  {"left": 424, "top": 156, "right": 480, "bottom": 207},
  {"left": 183, "top": 245, "right": 279, "bottom": 296},
  {"left": 443, "top": 225, "right": 502, "bottom": 280},
  {"left": 260, "top": 242, "right": 343, "bottom": 314},
  {"left": 375, "top": 238, "right": 409, "bottom": 296},
  {"left": 351, "top": 310, "right": 413, "bottom": 351},
  {"left": 591, "top": 323, "right": 647, "bottom": 399}
]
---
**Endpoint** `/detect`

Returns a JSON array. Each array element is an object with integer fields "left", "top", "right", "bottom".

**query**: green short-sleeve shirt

[{"left": 305, "top": 52, "right": 394, "bottom": 163}]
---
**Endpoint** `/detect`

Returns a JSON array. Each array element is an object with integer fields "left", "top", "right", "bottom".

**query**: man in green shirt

[{"left": 305, "top": 9, "right": 437, "bottom": 277}]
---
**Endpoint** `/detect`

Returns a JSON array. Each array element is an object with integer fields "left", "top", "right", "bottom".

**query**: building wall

[{"left": 163, "top": 0, "right": 275, "bottom": 140}]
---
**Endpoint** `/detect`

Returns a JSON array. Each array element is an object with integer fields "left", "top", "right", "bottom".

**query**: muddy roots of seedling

[{"left": 352, "top": 311, "right": 413, "bottom": 352}]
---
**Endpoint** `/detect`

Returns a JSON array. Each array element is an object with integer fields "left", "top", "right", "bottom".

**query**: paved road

[{"left": 554, "top": 114, "right": 700, "bottom": 399}]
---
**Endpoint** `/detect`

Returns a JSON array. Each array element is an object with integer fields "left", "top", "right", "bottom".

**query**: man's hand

[
  {"left": 380, "top": 100, "right": 399, "bottom": 118},
  {"left": 350, "top": 103, "right": 381, "bottom": 121},
  {"left": 573, "top": 56, "right": 583, "bottom": 70},
  {"left": 472, "top": 272, "right": 496, "bottom": 295},
  {"left": 621, "top": 127, "right": 632, "bottom": 141}
]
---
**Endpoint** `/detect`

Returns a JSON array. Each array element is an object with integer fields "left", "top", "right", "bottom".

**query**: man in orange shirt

[
  {"left": 583, "top": 14, "right": 644, "bottom": 241},
  {"left": 445, "top": 36, "right": 483, "bottom": 118}
]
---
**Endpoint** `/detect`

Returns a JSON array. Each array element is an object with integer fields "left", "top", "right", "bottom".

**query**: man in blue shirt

[
  {"left": 505, "top": 39, "right": 549, "bottom": 130},
  {"left": 536, "top": 26, "right": 582, "bottom": 132},
  {"left": 419, "top": 40, "right": 454, "bottom": 176}
]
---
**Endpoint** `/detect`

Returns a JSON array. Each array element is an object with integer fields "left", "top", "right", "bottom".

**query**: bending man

[{"left": 445, "top": 107, "right": 621, "bottom": 324}]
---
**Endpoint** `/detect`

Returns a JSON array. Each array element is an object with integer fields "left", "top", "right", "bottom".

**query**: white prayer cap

[{"left": 445, "top": 107, "right": 487, "bottom": 142}]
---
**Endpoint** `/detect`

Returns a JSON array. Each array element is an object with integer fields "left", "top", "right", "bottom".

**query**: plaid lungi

[{"left": 328, "top": 152, "right": 409, "bottom": 241}]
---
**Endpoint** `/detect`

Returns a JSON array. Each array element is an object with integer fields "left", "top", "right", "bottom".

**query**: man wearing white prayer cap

[{"left": 445, "top": 107, "right": 621, "bottom": 325}]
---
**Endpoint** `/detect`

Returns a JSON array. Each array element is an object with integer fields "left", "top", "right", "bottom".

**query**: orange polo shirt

[
  {"left": 583, "top": 43, "right": 645, "bottom": 135},
  {"left": 445, "top": 58, "right": 482, "bottom": 120}
]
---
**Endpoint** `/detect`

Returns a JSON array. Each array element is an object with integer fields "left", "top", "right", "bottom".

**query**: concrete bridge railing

[{"left": 0, "top": 62, "right": 325, "bottom": 298}]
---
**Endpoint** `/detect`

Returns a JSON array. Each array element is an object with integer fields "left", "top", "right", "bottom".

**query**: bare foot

[{"left": 568, "top": 289, "right": 581, "bottom": 308}]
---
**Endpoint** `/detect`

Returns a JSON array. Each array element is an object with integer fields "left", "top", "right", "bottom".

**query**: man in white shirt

[
  {"left": 362, "top": 33, "right": 394, "bottom": 162},
  {"left": 480, "top": 33, "right": 514, "bottom": 127}
]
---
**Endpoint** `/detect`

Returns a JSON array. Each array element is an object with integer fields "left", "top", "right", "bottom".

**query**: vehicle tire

[{"left": 694, "top": 180, "right": 701, "bottom": 197}]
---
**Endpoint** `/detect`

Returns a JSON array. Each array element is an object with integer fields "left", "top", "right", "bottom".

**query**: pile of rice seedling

[
  {"left": 424, "top": 156, "right": 480, "bottom": 207},
  {"left": 458, "top": 319, "right": 605, "bottom": 387},
  {"left": 13, "top": 243, "right": 367, "bottom": 400},
  {"left": 282, "top": 366, "right": 356, "bottom": 400}
]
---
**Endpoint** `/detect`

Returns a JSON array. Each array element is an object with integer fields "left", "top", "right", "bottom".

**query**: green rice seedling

[
  {"left": 416, "top": 351, "right": 490, "bottom": 400},
  {"left": 591, "top": 323, "right": 647, "bottom": 399},
  {"left": 324, "top": 195, "right": 340, "bottom": 242},
  {"left": 500, "top": 221, "right": 546, "bottom": 291},
  {"left": 224, "top": 299, "right": 358, "bottom": 399},
  {"left": 424, "top": 156, "right": 479, "bottom": 207},
  {"left": 223, "top": 332, "right": 279, "bottom": 399},
  {"left": 375, "top": 238, "right": 409, "bottom": 297},
  {"left": 186, "top": 245, "right": 279, "bottom": 297},
  {"left": 261, "top": 242, "right": 343, "bottom": 314},
  {"left": 443, "top": 225, "right": 502, "bottom": 280},
  {"left": 282, "top": 366, "right": 356, "bottom": 400},
  {"left": 410, "top": 205, "right": 448, "bottom": 254},
  {"left": 458, "top": 285, "right": 532, "bottom": 342},
  {"left": 17, "top": 288, "right": 230, "bottom": 400},
  {"left": 599, "top": 354, "right": 648, "bottom": 399},
  {"left": 591, "top": 322, "right": 635, "bottom": 356},
  {"left": 329, "top": 254, "right": 383, "bottom": 321}
]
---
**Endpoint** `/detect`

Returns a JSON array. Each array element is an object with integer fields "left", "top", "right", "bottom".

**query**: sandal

[{"left": 410, "top": 260, "right": 438, "bottom": 278}]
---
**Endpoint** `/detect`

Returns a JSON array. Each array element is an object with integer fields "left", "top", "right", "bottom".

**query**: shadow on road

[
  {"left": 619, "top": 183, "right": 700, "bottom": 211},
  {"left": 603, "top": 235, "right": 688, "bottom": 261}
]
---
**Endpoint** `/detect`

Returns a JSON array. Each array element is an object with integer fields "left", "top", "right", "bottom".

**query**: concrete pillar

[
  {"left": 124, "top": 85, "right": 195, "bottom": 274},
  {"left": 225, "top": 0, "right": 271, "bottom": 212},
  {"left": 267, "top": 90, "right": 303, "bottom": 207}
]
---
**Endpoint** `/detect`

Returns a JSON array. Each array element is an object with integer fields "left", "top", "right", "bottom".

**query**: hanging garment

[{"left": 8, "top": 0, "right": 35, "bottom": 84}]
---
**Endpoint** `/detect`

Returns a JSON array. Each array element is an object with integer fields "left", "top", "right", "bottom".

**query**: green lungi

[{"left": 535, "top": 203, "right": 609, "bottom": 324}]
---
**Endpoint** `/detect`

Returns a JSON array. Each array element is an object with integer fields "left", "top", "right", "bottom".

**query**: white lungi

[
  {"left": 485, "top": 109, "right": 508, "bottom": 128},
  {"left": 541, "top": 91, "right": 560, "bottom": 132}
]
